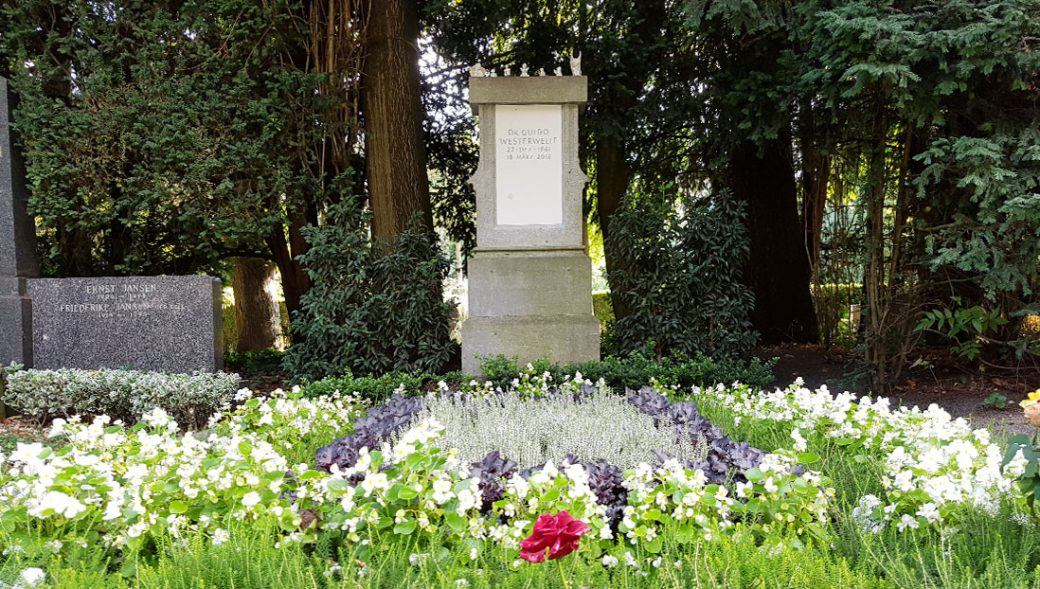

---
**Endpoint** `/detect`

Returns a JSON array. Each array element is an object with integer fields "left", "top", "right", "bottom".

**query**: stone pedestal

[
  {"left": 0, "top": 278, "right": 32, "bottom": 366},
  {"left": 461, "top": 73, "right": 599, "bottom": 374},
  {"left": 0, "top": 77, "right": 38, "bottom": 368},
  {"left": 462, "top": 249, "right": 600, "bottom": 370}
]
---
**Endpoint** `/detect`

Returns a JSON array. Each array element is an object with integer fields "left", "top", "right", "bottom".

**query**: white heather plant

[
  {"left": 413, "top": 386, "right": 706, "bottom": 468},
  {"left": 1, "top": 368, "right": 241, "bottom": 429}
]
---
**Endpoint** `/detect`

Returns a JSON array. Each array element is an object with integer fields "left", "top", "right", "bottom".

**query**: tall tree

[
  {"left": 232, "top": 258, "right": 281, "bottom": 353},
  {"left": 691, "top": 3, "right": 820, "bottom": 344},
  {"left": 361, "top": 0, "right": 434, "bottom": 241},
  {"left": 728, "top": 135, "right": 819, "bottom": 343}
]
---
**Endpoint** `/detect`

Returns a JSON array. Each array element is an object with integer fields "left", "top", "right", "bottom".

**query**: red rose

[{"left": 519, "top": 511, "right": 590, "bottom": 563}]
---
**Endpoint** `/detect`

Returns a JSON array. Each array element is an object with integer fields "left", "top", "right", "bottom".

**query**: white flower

[
  {"left": 896, "top": 514, "right": 919, "bottom": 532},
  {"left": 360, "top": 472, "right": 389, "bottom": 496},
  {"left": 242, "top": 492, "right": 262, "bottom": 508},
  {"left": 432, "top": 479, "right": 454, "bottom": 504},
  {"left": 30, "top": 491, "right": 86, "bottom": 519},
  {"left": 456, "top": 488, "right": 478, "bottom": 514},
  {"left": 1004, "top": 448, "right": 1029, "bottom": 479},
  {"left": 790, "top": 428, "right": 808, "bottom": 452},
  {"left": 602, "top": 554, "right": 619, "bottom": 568},
  {"left": 9, "top": 442, "right": 45, "bottom": 464},
  {"left": 18, "top": 568, "right": 46, "bottom": 588},
  {"left": 917, "top": 502, "right": 941, "bottom": 523},
  {"left": 212, "top": 528, "right": 230, "bottom": 545}
]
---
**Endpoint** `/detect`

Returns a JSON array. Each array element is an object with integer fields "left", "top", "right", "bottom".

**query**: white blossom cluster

[
  {"left": 695, "top": 379, "right": 1020, "bottom": 530},
  {"left": 414, "top": 384, "right": 705, "bottom": 467},
  {"left": 0, "top": 390, "right": 360, "bottom": 551},
  {"left": 324, "top": 416, "right": 827, "bottom": 564}
]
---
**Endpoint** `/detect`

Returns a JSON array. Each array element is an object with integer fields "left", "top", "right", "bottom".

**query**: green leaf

[
  {"left": 797, "top": 452, "right": 820, "bottom": 465},
  {"left": 394, "top": 520, "right": 417, "bottom": 535},
  {"left": 644, "top": 536, "right": 663, "bottom": 554},
  {"left": 676, "top": 524, "right": 696, "bottom": 543},
  {"left": 327, "top": 479, "right": 351, "bottom": 492},
  {"left": 744, "top": 467, "right": 764, "bottom": 482},
  {"left": 169, "top": 501, "right": 188, "bottom": 515},
  {"left": 445, "top": 513, "right": 467, "bottom": 533}
]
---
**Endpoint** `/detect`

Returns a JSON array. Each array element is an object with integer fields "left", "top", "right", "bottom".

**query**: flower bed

[
  {"left": 0, "top": 372, "right": 1033, "bottom": 587},
  {"left": 693, "top": 378, "right": 1021, "bottom": 531}
]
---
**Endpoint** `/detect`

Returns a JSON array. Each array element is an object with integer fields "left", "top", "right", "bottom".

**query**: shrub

[
  {"left": 283, "top": 200, "right": 457, "bottom": 381},
  {"left": 1, "top": 368, "right": 240, "bottom": 429},
  {"left": 479, "top": 350, "right": 776, "bottom": 392},
  {"left": 301, "top": 372, "right": 429, "bottom": 403},
  {"left": 224, "top": 349, "right": 285, "bottom": 377},
  {"left": 607, "top": 188, "right": 757, "bottom": 358}
]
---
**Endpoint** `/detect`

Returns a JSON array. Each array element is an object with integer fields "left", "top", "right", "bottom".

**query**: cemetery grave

[{"left": 1, "top": 2, "right": 1039, "bottom": 587}]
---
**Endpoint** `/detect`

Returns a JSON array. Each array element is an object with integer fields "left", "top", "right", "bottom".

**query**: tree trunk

[
  {"left": 593, "top": 0, "right": 667, "bottom": 326},
  {"left": 232, "top": 257, "right": 280, "bottom": 352},
  {"left": 798, "top": 106, "right": 829, "bottom": 273},
  {"left": 596, "top": 133, "right": 634, "bottom": 322},
  {"left": 267, "top": 212, "right": 313, "bottom": 331},
  {"left": 799, "top": 111, "right": 831, "bottom": 344},
  {"left": 360, "top": 0, "right": 432, "bottom": 242},
  {"left": 728, "top": 133, "right": 819, "bottom": 344},
  {"left": 862, "top": 104, "right": 890, "bottom": 391}
]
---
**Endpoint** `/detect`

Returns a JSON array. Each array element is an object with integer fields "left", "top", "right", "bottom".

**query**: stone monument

[
  {"left": 0, "top": 76, "right": 224, "bottom": 374},
  {"left": 461, "top": 65, "right": 600, "bottom": 373},
  {"left": 29, "top": 276, "right": 224, "bottom": 372},
  {"left": 0, "top": 77, "right": 38, "bottom": 368}
]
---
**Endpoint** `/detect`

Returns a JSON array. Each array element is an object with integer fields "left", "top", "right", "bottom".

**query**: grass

[{"left": 4, "top": 522, "right": 889, "bottom": 589}]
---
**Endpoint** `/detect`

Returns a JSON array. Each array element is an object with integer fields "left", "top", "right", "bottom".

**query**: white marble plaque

[{"left": 494, "top": 104, "right": 563, "bottom": 225}]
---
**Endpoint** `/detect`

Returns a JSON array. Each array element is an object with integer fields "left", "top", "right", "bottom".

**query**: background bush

[
  {"left": 223, "top": 349, "right": 286, "bottom": 377},
  {"left": 1, "top": 368, "right": 240, "bottom": 428},
  {"left": 478, "top": 351, "right": 775, "bottom": 393},
  {"left": 283, "top": 200, "right": 457, "bottom": 381},
  {"left": 607, "top": 188, "right": 758, "bottom": 359}
]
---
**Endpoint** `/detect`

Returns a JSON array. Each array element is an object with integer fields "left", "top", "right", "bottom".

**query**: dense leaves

[
  {"left": 607, "top": 189, "right": 757, "bottom": 358},
  {"left": 0, "top": 0, "right": 327, "bottom": 277},
  {"left": 283, "top": 199, "right": 457, "bottom": 381}
]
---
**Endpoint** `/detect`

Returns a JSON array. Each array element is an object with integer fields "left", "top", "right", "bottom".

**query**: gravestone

[
  {"left": 461, "top": 69, "right": 600, "bottom": 373},
  {"left": 0, "top": 76, "right": 224, "bottom": 374},
  {"left": 29, "top": 276, "right": 223, "bottom": 372},
  {"left": 0, "top": 76, "right": 38, "bottom": 368}
]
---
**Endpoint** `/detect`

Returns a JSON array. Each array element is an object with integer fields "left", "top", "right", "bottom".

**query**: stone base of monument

[
  {"left": 0, "top": 278, "right": 32, "bottom": 366},
  {"left": 461, "top": 248, "right": 600, "bottom": 374}
]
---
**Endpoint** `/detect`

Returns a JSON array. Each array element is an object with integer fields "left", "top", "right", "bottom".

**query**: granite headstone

[
  {"left": 29, "top": 276, "right": 224, "bottom": 372},
  {"left": 0, "top": 77, "right": 224, "bottom": 374},
  {"left": 0, "top": 76, "right": 39, "bottom": 367}
]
